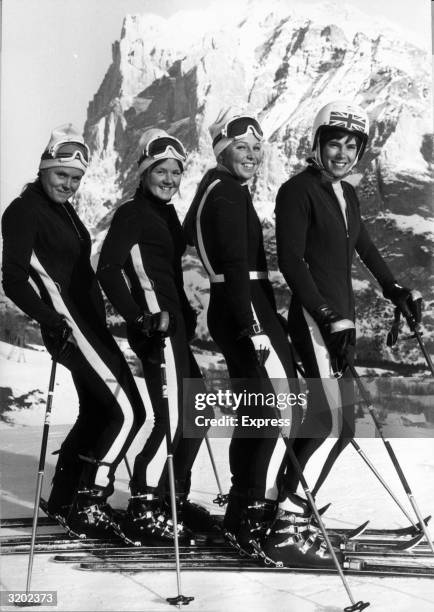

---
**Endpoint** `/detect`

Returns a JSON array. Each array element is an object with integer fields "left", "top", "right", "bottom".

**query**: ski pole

[
  {"left": 349, "top": 439, "right": 420, "bottom": 529},
  {"left": 123, "top": 456, "right": 133, "bottom": 480},
  {"left": 254, "top": 349, "right": 369, "bottom": 610},
  {"left": 24, "top": 356, "right": 58, "bottom": 598},
  {"left": 204, "top": 434, "right": 228, "bottom": 506},
  {"left": 284, "top": 442, "right": 370, "bottom": 612},
  {"left": 387, "top": 301, "right": 434, "bottom": 377},
  {"left": 412, "top": 329, "right": 434, "bottom": 376},
  {"left": 348, "top": 363, "right": 434, "bottom": 553},
  {"left": 159, "top": 340, "right": 194, "bottom": 608},
  {"left": 293, "top": 348, "right": 427, "bottom": 532},
  {"left": 405, "top": 290, "right": 434, "bottom": 376},
  {"left": 405, "top": 310, "right": 434, "bottom": 376}
]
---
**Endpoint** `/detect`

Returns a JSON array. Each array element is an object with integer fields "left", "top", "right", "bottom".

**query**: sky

[{"left": 0, "top": 0, "right": 432, "bottom": 208}]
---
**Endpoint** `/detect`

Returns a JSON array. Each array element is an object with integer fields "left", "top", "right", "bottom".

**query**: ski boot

[
  {"left": 162, "top": 478, "right": 219, "bottom": 535},
  {"left": 121, "top": 492, "right": 194, "bottom": 546},
  {"left": 233, "top": 499, "right": 277, "bottom": 558},
  {"left": 46, "top": 502, "right": 72, "bottom": 522},
  {"left": 221, "top": 488, "right": 247, "bottom": 548},
  {"left": 170, "top": 481, "right": 218, "bottom": 535},
  {"left": 177, "top": 498, "right": 218, "bottom": 533},
  {"left": 274, "top": 493, "right": 350, "bottom": 546},
  {"left": 66, "top": 488, "right": 128, "bottom": 542},
  {"left": 39, "top": 497, "right": 80, "bottom": 538},
  {"left": 46, "top": 451, "right": 82, "bottom": 519},
  {"left": 260, "top": 506, "right": 343, "bottom": 568}
]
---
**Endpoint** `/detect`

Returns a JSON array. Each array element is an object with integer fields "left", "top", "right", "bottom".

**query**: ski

[
  {"left": 2, "top": 498, "right": 432, "bottom": 560},
  {"left": 0, "top": 516, "right": 56, "bottom": 529},
  {"left": 2, "top": 512, "right": 430, "bottom": 540},
  {"left": 341, "top": 532, "right": 425, "bottom": 553},
  {"left": 71, "top": 556, "right": 434, "bottom": 578},
  {"left": 1, "top": 539, "right": 122, "bottom": 554},
  {"left": 347, "top": 516, "right": 431, "bottom": 538},
  {"left": 51, "top": 544, "right": 434, "bottom": 565},
  {"left": 0, "top": 532, "right": 217, "bottom": 555},
  {"left": 3, "top": 532, "right": 432, "bottom": 556},
  {"left": 340, "top": 520, "right": 369, "bottom": 540}
]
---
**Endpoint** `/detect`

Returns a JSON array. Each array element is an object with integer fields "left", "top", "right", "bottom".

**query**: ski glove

[
  {"left": 133, "top": 311, "right": 176, "bottom": 338},
  {"left": 239, "top": 323, "right": 271, "bottom": 367},
  {"left": 46, "top": 317, "right": 73, "bottom": 357},
  {"left": 313, "top": 304, "right": 355, "bottom": 371},
  {"left": 383, "top": 283, "right": 422, "bottom": 329}
]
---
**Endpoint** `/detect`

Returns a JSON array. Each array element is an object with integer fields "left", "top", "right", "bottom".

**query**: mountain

[{"left": 76, "top": 0, "right": 433, "bottom": 368}]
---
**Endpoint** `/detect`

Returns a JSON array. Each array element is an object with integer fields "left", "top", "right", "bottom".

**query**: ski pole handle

[
  {"left": 384, "top": 441, "right": 412, "bottom": 495},
  {"left": 386, "top": 307, "right": 401, "bottom": 347},
  {"left": 402, "top": 290, "right": 422, "bottom": 333}
]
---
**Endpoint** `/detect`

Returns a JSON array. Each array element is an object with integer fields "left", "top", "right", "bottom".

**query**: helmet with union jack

[{"left": 311, "top": 101, "right": 369, "bottom": 172}]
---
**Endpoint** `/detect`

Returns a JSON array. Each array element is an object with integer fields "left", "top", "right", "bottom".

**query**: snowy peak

[
  {"left": 76, "top": 0, "right": 432, "bottom": 365},
  {"left": 78, "top": 0, "right": 432, "bottom": 234}
]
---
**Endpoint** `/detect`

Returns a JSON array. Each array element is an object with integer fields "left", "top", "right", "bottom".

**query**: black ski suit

[
  {"left": 1, "top": 181, "right": 146, "bottom": 499},
  {"left": 275, "top": 165, "right": 396, "bottom": 495},
  {"left": 97, "top": 187, "right": 211, "bottom": 496},
  {"left": 184, "top": 168, "right": 301, "bottom": 502}
]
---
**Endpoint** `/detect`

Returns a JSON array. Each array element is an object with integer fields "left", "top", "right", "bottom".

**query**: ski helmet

[
  {"left": 39, "top": 124, "right": 90, "bottom": 173},
  {"left": 209, "top": 108, "right": 263, "bottom": 159},
  {"left": 311, "top": 101, "right": 369, "bottom": 174},
  {"left": 137, "top": 128, "right": 187, "bottom": 175}
]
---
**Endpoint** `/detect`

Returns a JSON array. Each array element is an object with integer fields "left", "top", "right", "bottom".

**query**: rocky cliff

[{"left": 77, "top": 0, "right": 433, "bottom": 368}]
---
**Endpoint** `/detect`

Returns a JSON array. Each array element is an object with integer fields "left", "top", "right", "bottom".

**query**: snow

[
  {"left": 351, "top": 279, "right": 371, "bottom": 292},
  {"left": 378, "top": 213, "right": 434, "bottom": 241},
  {"left": 1, "top": 342, "right": 434, "bottom": 611},
  {"left": 0, "top": 341, "right": 79, "bottom": 426}
]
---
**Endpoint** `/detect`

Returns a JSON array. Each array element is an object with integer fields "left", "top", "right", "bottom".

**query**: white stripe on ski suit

[
  {"left": 251, "top": 304, "right": 293, "bottom": 500},
  {"left": 196, "top": 183, "right": 291, "bottom": 499},
  {"left": 296, "top": 308, "right": 342, "bottom": 496},
  {"left": 30, "top": 252, "right": 135, "bottom": 489},
  {"left": 130, "top": 244, "right": 179, "bottom": 488},
  {"left": 195, "top": 179, "right": 221, "bottom": 281}
]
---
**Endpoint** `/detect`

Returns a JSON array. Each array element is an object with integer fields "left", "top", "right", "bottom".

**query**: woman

[
  {"left": 183, "top": 110, "right": 332, "bottom": 567},
  {"left": 97, "top": 129, "right": 214, "bottom": 544},
  {"left": 1, "top": 124, "right": 146, "bottom": 539},
  {"left": 274, "top": 100, "right": 422, "bottom": 562}
]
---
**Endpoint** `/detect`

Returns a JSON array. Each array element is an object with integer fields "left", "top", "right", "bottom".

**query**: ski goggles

[
  {"left": 138, "top": 136, "right": 187, "bottom": 166},
  {"left": 212, "top": 116, "right": 263, "bottom": 147},
  {"left": 41, "top": 141, "right": 90, "bottom": 166}
]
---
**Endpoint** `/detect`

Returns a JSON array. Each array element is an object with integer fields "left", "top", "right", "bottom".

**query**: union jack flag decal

[{"left": 328, "top": 111, "right": 366, "bottom": 132}]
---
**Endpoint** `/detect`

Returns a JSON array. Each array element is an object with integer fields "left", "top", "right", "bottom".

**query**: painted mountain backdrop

[{"left": 7, "top": 0, "right": 434, "bottom": 370}]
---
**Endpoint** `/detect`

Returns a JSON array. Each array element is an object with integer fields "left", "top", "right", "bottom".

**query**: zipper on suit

[
  {"left": 60, "top": 202, "right": 84, "bottom": 241},
  {"left": 330, "top": 183, "right": 352, "bottom": 311}
]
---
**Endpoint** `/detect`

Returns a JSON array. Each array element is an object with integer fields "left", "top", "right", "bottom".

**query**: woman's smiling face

[
  {"left": 321, "top": 133, "right": 359, "bottom": 179},
  {"left": 142, "top": 158, "right": 183, "bottom": 201},
  {"left": 220, "top": 133, "right": 263, "bottom": 181},
  {"left": 40, "top": 167, "right": 84, "bottom": 204}
]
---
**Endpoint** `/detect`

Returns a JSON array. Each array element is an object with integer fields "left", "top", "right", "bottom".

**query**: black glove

[
  {"left": 238, "top": 322, "right": 271, "bottom": 367},
  {"left": 312, "top": 304, "right": 355, "bottom": 371},
  {"left": 383, "top": 283, "right": 422, "bottom": 329},
  {"left": 46, "top": 318, "right": 72, "bottom": 357},
  {"left": 133, "top": 311, "right": 176, "bottom": 338}
]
